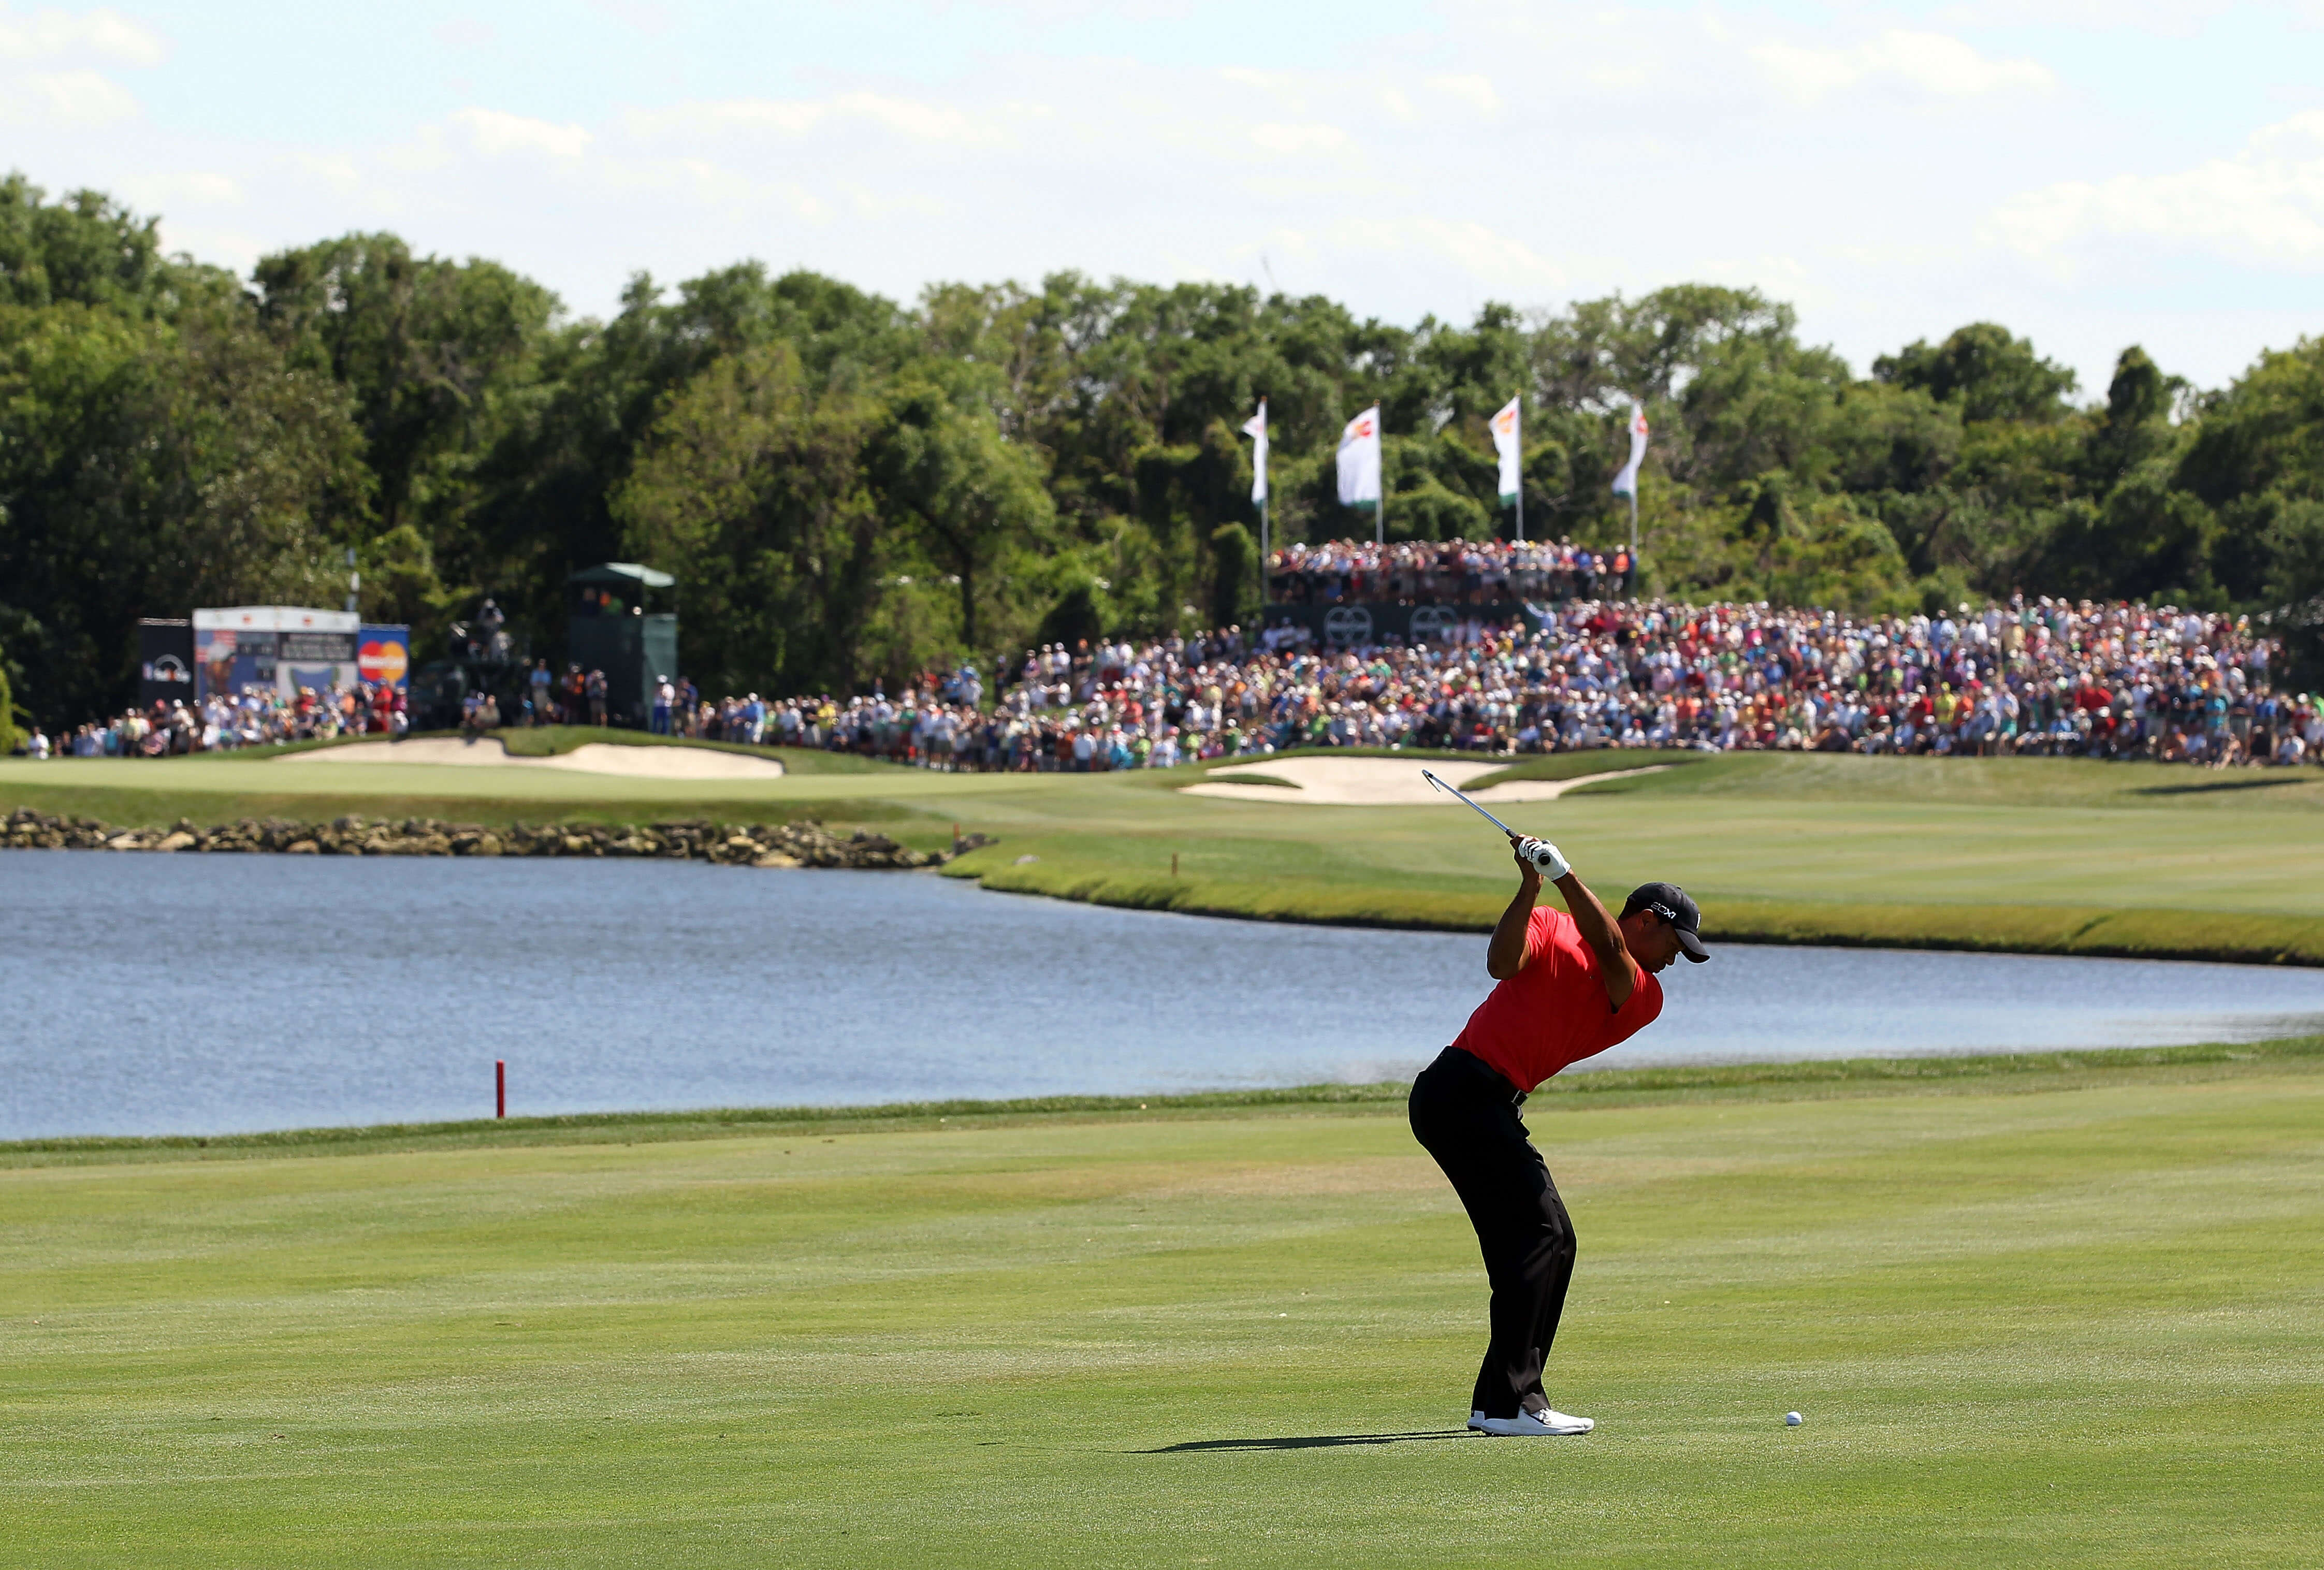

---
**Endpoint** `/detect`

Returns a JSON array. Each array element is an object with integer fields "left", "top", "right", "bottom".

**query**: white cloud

[
  {"left": 1219, "top": 66, "right": 1300, "bottom": 103},
  {"left": 840, "top": 181, "right": 946, "bottom": 221},
  {"left": 1411, "top": 216, "right": 1562, "bottom": 288},
  {"left": 452, "top": 107, "right": 592, "bottom": 159},
  {"left": 1426, "top": 73, "right": 1500, "bottom": 114},
  {"left": 292, "top": 153, "right": 365, "bottom": 194},
  {"left": 1250, "top": 122, "right": 1346, "bottom": 155},
  {"left": 621, "top": 92, "right": 994, "bottom": 145},
  {"left": 0, "top": 6, "right": 164, "bottom": 65},
  {"left": 830, "top": 92, "right": 987, "bottom": 143},
  {"left": 1987, "top": 111, "right": 2324, "bottom": 269},
  {"left": 1, "top": 66, "right": 136, "bottom": 124},
  {"left": 1750, "top": 42, "right": 1855, "bottom": 104},
  {"left": 1935, "top": 0, "right": 2233, "bottom": 32},
  {"left": 119, "top": 168, "right": 240, "bottom": 207},
  {"left": 623, "top": 99, "right": 826, "bottom": 138},
  {"left": 1753, "top": 30, "right": 2053, "bottom": 106}
]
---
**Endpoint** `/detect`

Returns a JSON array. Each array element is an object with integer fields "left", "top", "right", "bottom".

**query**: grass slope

[
  {"left": 4, "top": 1056, "right": 2319, "bottom": 1567},
  {"left": 6, "top": 747, "right": 2323, "bottom": 963}
]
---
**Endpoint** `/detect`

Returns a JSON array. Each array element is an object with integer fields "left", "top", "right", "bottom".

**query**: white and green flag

[
  {"left": 1336, "top": 404, "right": 1382, "bottom": 508},
  {"left": 1242, "top": 399, "right": 1268, "bottom": 503},
  {"left": 1490, "top": 395, "right": 1521, "bottom": 501}
]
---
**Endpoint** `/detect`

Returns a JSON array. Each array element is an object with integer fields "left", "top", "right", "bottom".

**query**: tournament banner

[
  {"left": 280, "top": 629, "right": 359, "bottom": 696},
  {"left": 137, "top": 620, "right": 195, "bottom": 707},
  {"left": 358, "top": 624, "right": 411, "bottom": 691},
  {"left": 195, "top": 626, "right": 276, "bottom": 701},
  {"left": 193, "top": 606, "right": 360, "bottom": 700}
]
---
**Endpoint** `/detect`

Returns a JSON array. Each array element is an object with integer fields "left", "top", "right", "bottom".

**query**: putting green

[
  {"left": 5, "top": 1060, "right": 2319, "bottom": 1567},
  {"left": 6, "top": 744, "right": 2323, "bottom": 962}
]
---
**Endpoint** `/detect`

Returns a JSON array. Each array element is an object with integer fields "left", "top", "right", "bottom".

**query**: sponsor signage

[
  {"left": 281, "top": 630, "right": 358, "bottom": 664},
  {"left": 1261, "top": 600, "right": 1555, "bottom": 647},
  {"left": 137, "top": 620, "right": 195, "bottom": 707},
  {"left": 357, "top": 625, "right": 411, "bottom": 690},
  {"left": 1323, "top": 605, "right": 1375, "bottom": 648}
]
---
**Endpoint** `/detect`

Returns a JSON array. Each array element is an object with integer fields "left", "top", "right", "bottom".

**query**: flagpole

[
  {"left": 1628, "top": 489, "right": 1638, "bottom": 595},
  {"left": 1375, "top": 403, "right": 1385, "bottom": 548},
  {"left": 1259, "top": 495, "right": 1270, "bottom": 613}
]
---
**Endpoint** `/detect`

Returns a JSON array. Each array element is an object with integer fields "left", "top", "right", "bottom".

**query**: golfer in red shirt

[{"left": 1408, "top": 832, "right": 1707, "bottom": 1436}]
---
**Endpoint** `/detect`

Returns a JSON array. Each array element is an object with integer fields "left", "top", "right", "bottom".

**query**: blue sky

[{"left": 6, "top": 1, "right": 2322, "bottom": 391}]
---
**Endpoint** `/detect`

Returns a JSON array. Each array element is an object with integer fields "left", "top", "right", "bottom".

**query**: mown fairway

[
  {"left": 7, "top": 744, "right": 2324, "bottom": 960},
  {"left": 4, "top": 1060, "right": 2320, "bottom": 1568}
]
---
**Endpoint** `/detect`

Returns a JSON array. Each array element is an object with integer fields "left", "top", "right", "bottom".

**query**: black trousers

[{"left": 1407, "top": 1046, "right": 1579, "bottom": 1419}]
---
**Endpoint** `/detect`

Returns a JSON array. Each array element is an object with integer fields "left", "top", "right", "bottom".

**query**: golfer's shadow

[{"left": 1140, "top": 1430, "right": 1467, "bottom": 1453}]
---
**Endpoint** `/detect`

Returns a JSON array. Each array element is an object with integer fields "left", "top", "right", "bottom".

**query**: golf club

[{"left": 1420, "top": 767, "right": 1523, "bottom": 837}]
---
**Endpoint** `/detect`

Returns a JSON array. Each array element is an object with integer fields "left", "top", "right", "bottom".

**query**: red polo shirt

[{"left": 1452, "top": 907, "right": 1663, "bottom": 1093}]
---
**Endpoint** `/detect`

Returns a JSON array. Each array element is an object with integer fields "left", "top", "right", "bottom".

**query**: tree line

[{"left": 4, "top": 170, "right": 2323, "bottom": 732}]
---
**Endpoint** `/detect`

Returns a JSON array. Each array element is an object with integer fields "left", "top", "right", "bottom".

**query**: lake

[{"left": 5, "top": 852, "right": 2323, "bottom": 1139}]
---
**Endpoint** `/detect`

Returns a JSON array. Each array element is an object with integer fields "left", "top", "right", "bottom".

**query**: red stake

[{"left": 496, "top": 1059, "right": 506, "bottom": 1120}]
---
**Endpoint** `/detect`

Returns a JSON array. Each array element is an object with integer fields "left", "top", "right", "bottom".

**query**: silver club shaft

[{"left": 1420, "top": 768, "right": 1521, "bottom": 839}]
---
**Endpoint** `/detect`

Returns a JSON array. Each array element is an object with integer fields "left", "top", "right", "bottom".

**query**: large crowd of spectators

[
  {"left": 14, "top": 568, "right": 2321, "bottom": 774},
  {"left": 1267, "top": 536, "right": 1637, "bottom": 606},
  {"left": 625, "top": 590, "right": 2320, "bottom": 773},
  {"left": 20, "top": 682, "right": 408, "bottom": 758}
]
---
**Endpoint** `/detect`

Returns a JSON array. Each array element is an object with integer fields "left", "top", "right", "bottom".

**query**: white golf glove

[{"left": 1516, "top": 837, "right": 1570, "bottom": 879}]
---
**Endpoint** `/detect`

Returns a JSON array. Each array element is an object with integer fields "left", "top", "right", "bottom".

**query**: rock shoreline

[{"left": 2, "top": 808, "right": 990, "bottom": 869}]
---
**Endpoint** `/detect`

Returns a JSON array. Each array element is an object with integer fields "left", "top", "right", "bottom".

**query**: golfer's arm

[
  {"left": 1554, "top": 871, "right": 1636, "bottom": 1008},
  {"left": 1485, "top": 876, "right": 1538, "bottom": 979}
]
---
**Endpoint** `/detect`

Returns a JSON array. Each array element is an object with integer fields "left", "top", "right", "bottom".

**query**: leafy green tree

[
  {"left": 2084, "top": 346, "right": 2180, "bottom": 491},
  {"left": 0, "top": 173, "right": 189, "bottom": 315},
  {"left": 2258, "top": 499, "right": 2324, "bottom": 676},
  {"left": 2177, "top": 337, "right": 2324, "bottom": 652},
  {"left": 252, "top": 235, "right": 557, "bottom": 570},
  {"left": 612, "top": 341, "right": 886, "bottom": 697},
  {"left": 1208, "top": 521, "right": 1256, "bottom": 629},
  {"left": 865, "top": 378, "right": 1058, "bottom": 655},
  {"left": 0, "top": 635, "right": 21, "bottom": 752},
  {"left": 0, "top": 280, "right": 369, "bottom": 728},
  {"left": 1874, "top": 323, "right": 2078, "bottom": 425}
]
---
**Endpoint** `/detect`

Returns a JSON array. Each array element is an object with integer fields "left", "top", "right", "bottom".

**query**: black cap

[{"left": 1624, "top": 882, "right": 1708, "bottom": 962}]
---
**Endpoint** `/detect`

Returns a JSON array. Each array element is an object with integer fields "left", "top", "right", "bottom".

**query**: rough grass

[{"left": 3, "top": 1055, "right": 2319, "bottom": 1567}]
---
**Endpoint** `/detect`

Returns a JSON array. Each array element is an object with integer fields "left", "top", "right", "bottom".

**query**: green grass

[
  {"left": 7, "top": 747, "right": 2324, "bottom": 963},
  {"left": 5, "top": 1050, "right": 2320, "bottom": 1567}
]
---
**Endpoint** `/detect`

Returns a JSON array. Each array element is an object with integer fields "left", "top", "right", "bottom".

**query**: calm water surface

[{"left": 6, "top": 852, "right": 2323, "bottom": 1139}]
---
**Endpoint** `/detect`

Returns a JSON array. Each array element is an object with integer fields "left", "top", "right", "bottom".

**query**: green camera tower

[{"left": 566, "top": 563, "right": 678, "bottom": 728}]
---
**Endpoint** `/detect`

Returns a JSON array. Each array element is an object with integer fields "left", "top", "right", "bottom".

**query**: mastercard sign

[{"left": 358, "top": 629, "right": 411, "bottom": 688}]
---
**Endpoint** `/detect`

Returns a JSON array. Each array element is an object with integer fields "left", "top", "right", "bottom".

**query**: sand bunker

[
  {"left": 276, "top": 737, "right": 787, "bottom": 780},
  {"left": 1180, "top": 756, "right": 1665, "bottom": 807}
]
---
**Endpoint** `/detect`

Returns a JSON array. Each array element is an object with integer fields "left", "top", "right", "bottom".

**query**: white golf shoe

[{"left": 1468, "top": 1407, "right": 1594, "bottom": 1436}]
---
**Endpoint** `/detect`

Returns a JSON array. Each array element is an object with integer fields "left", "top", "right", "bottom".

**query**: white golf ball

[{"left": 1784, "top": 1411, "right": 1804, "bottom": 1427}]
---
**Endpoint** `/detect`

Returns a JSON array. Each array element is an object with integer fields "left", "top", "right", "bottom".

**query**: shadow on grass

[
  {"left": 1140, "top": 1431, "right": 1469, "bottom": 1452},
  {"left": 2134, "top": 775, "right": 2314, "bottom": 796}
]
